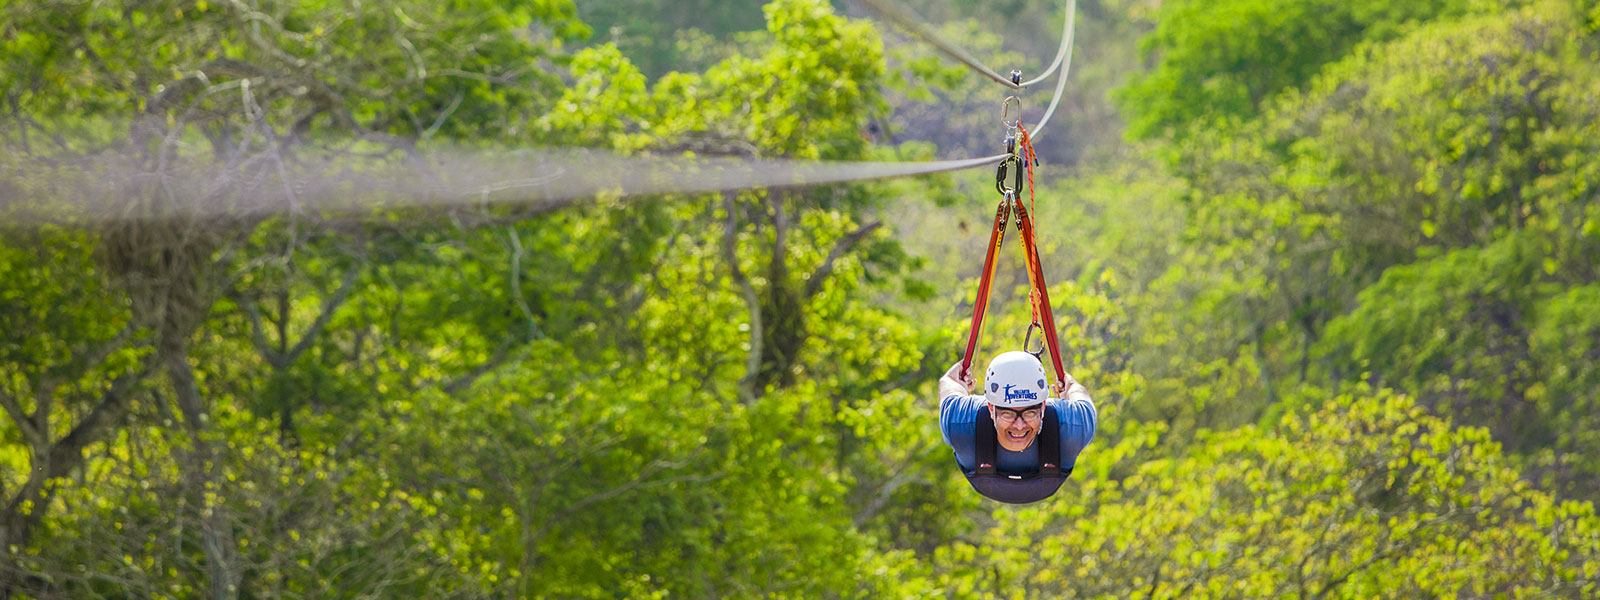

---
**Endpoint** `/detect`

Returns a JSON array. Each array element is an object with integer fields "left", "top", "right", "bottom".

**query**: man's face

[{"left": 990, "top": 403, "right": 1043, "bottom": 452}]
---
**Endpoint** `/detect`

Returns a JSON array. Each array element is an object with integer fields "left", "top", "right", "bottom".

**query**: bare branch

[
  {"left": 0, "top": 388, "right": 41, "bottom": 447},
  {"left": 505, "top": 225, "right": 545, "bottom": 341},
  {"left": 722, "top": 193, "right": 762, "bottom": 403},
  {"left": 439, "top": 342, "right": 518, "bottom": 397},
  {"left": 529, "top": 454, "right": 712, "bottom": 548},
  {"left": 8, "top": 94, "right": 31, "bottom": 155},
  {"left": 47, "top": 373, "right": 140, "bottom": 468},
  {"left": 281, "top": 266, "right": 360, "bottom": 364},
  {"left": 1310, "top": 542, "right": 1413, "bottom": 600},
  {"left": 232, "top": 291, "right": 284, "bottom": 366},
  {"left": 421, "top": 91, "right": 465, "bottom": 139},
  {"left": 805, "top": 220, "right": 882, "bottom": 298},
  {"left": 162, "top": 348, "right": 241, "bottom": 598},
  {"left": 74, "top": 322, "right": 138, "bottom": 377},
  {"left": 3, "top": 364, "right": 148, "bottom": 551},
  {"left": 851, "top": 457, "right": 929, "bottom": 527},
  {"left": 769, "top": 193, "right": 789, "bottom": 285},
  {"left": 23, "top": 322, "right": 137, "bottom": 448}
]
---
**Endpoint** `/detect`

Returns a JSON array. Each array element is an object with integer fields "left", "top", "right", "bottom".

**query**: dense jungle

[{"left": 1, "top": 0, "right": 1598, "bottom": 597}]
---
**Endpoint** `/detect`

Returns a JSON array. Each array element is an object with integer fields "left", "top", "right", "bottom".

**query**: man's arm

[
  {"left": 938, "top": 360, "right": 981, "bottom": 464},
  {"left": 1056, "top": 374, "right": 1098, "bottom": 461}
]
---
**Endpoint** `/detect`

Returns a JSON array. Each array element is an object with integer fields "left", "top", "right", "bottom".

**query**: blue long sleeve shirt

[{"left": 940, "top": 391, "right": 1097, "bottom": 474}]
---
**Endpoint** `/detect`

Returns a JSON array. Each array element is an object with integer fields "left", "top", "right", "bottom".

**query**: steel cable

[
  {"left": 5, "top": 1, "right": 1092, "bottom": 226},
  {"left": 859, "top": 0, "right": 1076, "bottom": 93},
  {"left": 1026, "top": 6, "right": 1074, "bottom": 140},
  {"left": 857, "top": 0, "right": 1076, "bottom": 142},
  {"left": 1018, "top": 0, "right": 1076, "bottom": 89},
  {"left": 1, "top": 149, "right": 1014, "bottom": 224},
  {"left": 857, "top": 0, "right": 1024, "bottom": 89}
]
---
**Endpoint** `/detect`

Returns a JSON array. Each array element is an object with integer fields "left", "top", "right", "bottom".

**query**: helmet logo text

[{"left": 1002, "top": 384, "right": 1038, "bottom": 402}]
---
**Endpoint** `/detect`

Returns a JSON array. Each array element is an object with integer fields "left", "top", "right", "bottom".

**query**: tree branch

[
  {"left": 439, "top": 341, "right": 518, "bottom": 397},
  {"left": 851, "top": 456, "right": 929, "bottom": 527},
  {"left": 8, "top": 94, "right": 31, "bottom": 155},
  {"left": 232, "top": 291, "right": 284, "bottom": 367},
  {"left": 0, "top": 389, "right": 41, "bottom": 447},
  {"left": 421, "top": 91, "right": 464, "bottom": 139},
  {"left": 506, "top": 225, "right": 545, "bottom": 342},
  {"left": 47, "top": 373, "right": 140, "bottom": 468},
  {"left": 1309, "top": 542, "right": 1411, "bottom": 600},
  {"left": 73, "top": 322, "right": 137, "bottom": 377},
  {"left": 805, "top": 220, "right": 882, "bottom": 298},
  {"left": 281, "top": 266, "right": 360, "bottom": 364},
  {"left": 722, "top": 193, "right": 762, "bottom": 403},
  {"left": 162, "top": 347, "right": 241, "bottom": 600},
  {"left": 3, "top": 364, "right": 146, "bottom": 552},
  {"left": 529, "top": 454, "right": 711, "bottom": 551}
]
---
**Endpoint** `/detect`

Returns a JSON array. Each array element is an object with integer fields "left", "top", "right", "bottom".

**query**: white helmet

[{"left": 983, "top": 351, "right": 1048, "bottom": 408}]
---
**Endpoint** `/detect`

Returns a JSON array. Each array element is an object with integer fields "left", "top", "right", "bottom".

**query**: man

[{"left": 940, "top": 351, "right": 1097, "bottom": 503}]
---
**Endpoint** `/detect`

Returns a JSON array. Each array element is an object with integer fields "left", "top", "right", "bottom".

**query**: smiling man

[{"left": 939, "top": 351, "right": 1097, "bottom": 503}]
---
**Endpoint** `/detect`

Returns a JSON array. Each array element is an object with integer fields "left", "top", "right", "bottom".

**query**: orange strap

[
  {"left": 1019, "top": 126, "right": 1037, "bottom": 216},
  {"left": 959, "top": 141, "right": 1069, "bottom": 395},
  {"left": 1014, "top": 199, "right": 1069, "bottom": 396},
  {"left": 959, "top": 197, "right": 1010, "bottom": 382}
]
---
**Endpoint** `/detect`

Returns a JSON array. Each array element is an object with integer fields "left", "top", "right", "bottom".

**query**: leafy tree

[
  {"left": 939, "top": 389, "right": 1600, "bottom": 598},
  {"left": 5, "top": 0, "right": 1600, "bottom": 598},
  {"left": 1116, "top": 0, "right": 1600, "bottom": 445},
  {"left": 1, "top": 0, "right": 587, "bottom": 595},
  {"left": 1115, "top": 0, "right": 1525, "bottom": 139},
  {"left": 577, "top": 0, "right": 767, "bottom": 79}
]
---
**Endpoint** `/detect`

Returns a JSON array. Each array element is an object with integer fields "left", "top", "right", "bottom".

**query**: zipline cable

[
  {"left": 857, "top": 0, "right": 1076, "bottom": 92},
  {"left": 6, "top": 2, "right": 1082, "bottom": 226},
  {"left": 1017, "top": 0, "right": 1076, "bottom": 89},
  {"left": 857, "top": 0, "right": 1076, "bottom": 140},
  {"left": 1026, "top": 8, "right": 1074, "bottom": 140},
  {"left": 4, "top": 149, "right": 1014, "bottom": 224},
  {"left": 857, "top": 0, "right": 1023, "bottom": 89}
]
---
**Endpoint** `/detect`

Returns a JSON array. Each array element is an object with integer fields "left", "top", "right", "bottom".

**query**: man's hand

[{"left": 942, "top": 360, "right": 974, "bottom": 395}]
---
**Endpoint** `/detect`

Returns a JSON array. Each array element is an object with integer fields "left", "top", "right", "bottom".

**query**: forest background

[{"left": 2, "top": 0, "right": 1598, "bottom": 597}]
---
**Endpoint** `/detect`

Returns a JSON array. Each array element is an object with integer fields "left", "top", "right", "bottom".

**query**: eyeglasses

[{"left": 993, "top": 406, "right": 1043, "bottom": 425}]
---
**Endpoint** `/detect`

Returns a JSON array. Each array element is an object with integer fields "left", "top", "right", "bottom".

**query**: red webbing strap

[
  {"left": 1016, "top": 126, "right": 1046, "bottom": 349},
  {"left": 1013, "top": 199, "right": 1069, "bottom": 395},
  {"left": 960, "top": 198, "right": 1010, "bottom": 382},
  {"left": 1019, "top": 126, "right": 1037, "bottom": 216}
]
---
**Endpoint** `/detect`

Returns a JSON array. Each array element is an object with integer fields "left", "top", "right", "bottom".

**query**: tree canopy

[{"left": 1, "top": 0, "right": 1597, "bottom": 598}]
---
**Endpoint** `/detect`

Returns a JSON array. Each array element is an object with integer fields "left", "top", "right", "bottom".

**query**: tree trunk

[{"left": 166, "top": 347, "right": 241, "bottom": 600}]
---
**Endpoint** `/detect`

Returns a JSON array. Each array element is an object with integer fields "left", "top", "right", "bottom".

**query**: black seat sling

[{"left": 963, "top": 404, "right": 1071, "bottom": 504}]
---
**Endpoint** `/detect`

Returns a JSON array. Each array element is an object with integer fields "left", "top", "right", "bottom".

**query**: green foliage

[
  {"left": 4, "top": 0, "right": 1600, "bottom": 597},
  {"left": 2, "top": 0, "right": 586, "bottom": 159},
  {"left": 576, "top": 0, "right": 768, "bottom": 79},
  {"left": 1116, "top": 0, "right": 1523, "bottom": 139},
  {"left": 1113, "top": 0, "right": 1600, "bottom": 445},
  {"left": 1017, "top": 390, "right": 1600, "bottom": 598}
]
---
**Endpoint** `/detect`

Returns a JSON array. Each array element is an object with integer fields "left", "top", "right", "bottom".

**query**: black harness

[{"left": 962, "top": 404, "right": 1071, "bottom": 504}]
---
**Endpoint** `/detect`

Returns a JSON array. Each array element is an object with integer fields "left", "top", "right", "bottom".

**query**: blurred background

[{"left": 1, "top": 0, "right": 1598, "bottom": 597}]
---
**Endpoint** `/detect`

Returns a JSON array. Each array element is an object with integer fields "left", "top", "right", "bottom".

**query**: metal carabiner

[
  {"left": 995, "top": 151, "right": 1024, "bottom": 197},
  {"left": 1023, "top": 321, "right": 1046, "bottom": 361},
  {"left": 995, "top": 154, "right": 1023, "bottom": 196},
  {"left": 1000, "top": 95, "right": 1022, "bottom": 130}
]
